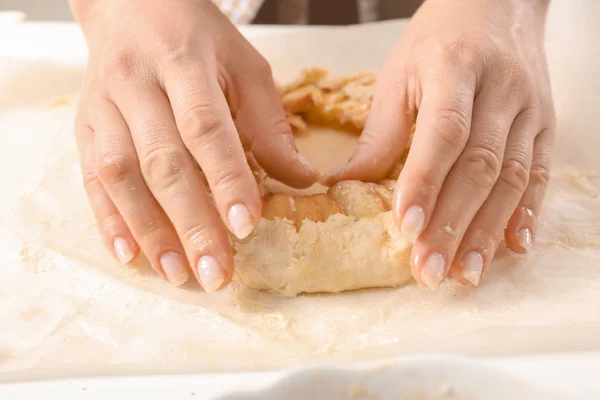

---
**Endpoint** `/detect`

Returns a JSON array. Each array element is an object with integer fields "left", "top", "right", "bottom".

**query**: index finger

[
  {"left": 164, "top": 61, "right": 263, "bottom": 241},
  {"left": 322, "top": 62, "right": 414, "bottom": 185},
  {"left": 396, "top": 65, "right": 476, "bottom": 244},
  {"left": 230, "top": 58, "right": 320, "bottom": 189}
]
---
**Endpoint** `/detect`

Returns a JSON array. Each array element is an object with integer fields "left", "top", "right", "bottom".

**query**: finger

[
  {"left": 164, "top": 61, "right": 262, "bottom": 241},
  {"left": 92, "top": 98, "right": 190, "bottom": 287},
  {"left": 450, "top": 110, "right": 537, "bottom": 286},
  {"left": 231, "top": 58, "right": 320, "bottom": 188},
  {"left": 113, "top": 82, "right": 233, "bottom": 293},
  {"left": 409, "top": 84, "right": 522, "bottom": 290},
  {"left": 395, "top": 65, "right": 476, "bottom": 245},
  {"left": 321, "top": 63, "right": 413, "bottom": 185},
  {"left": 505, "top": 124, "right": 555, "bottom": 254},
  {"left": 74, "top": 111, "right": 140, "bottom": 265}
]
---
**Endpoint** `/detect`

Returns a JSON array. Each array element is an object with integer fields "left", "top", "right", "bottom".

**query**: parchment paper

[{"left": 2, "top": 3, "right": 600, "bottom": 382}]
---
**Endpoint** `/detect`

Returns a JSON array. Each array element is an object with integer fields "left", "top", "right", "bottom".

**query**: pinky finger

[
  {"left": 505, "top": 126, "right": 555, "bottom": 254},
  {"left": 75, "top": 122, "right": 140, "bottom": 264}
]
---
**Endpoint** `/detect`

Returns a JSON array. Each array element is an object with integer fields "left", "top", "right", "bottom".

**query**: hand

[
  {"left": 71, "top": 0, "right": 318, "bottom": 291},
  {"left": 325, "top": 0, "right": 555, "bottom": 289}
]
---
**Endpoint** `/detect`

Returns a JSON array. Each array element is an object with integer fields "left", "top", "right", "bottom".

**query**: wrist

[
  {"left": 529, "top": 0, "right": 551, "bottom": 13},
  {"left": 497, "top": 0, "right": 550, "bottom": 20},
  {"left": 427, "top": 0, "right": 550, "bottom": 15},
  {"left": 69, "top": 0, "right": 104, "bottom": 23},
  {"left": 516, "top": 0, "right": 551, "bottom": 20}
]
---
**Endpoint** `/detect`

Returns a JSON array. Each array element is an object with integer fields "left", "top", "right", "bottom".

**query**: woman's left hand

[{"left": 325, "top": 0, "right": 555, "bottom": 289}]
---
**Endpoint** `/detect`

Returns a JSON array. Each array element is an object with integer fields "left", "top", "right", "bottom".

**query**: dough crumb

[
  {"left": 19, "top": 246, "right": 30, "bottom": 261},
  {"left": 47, "top": 98, "right": 69, "bottom": 109},
  {"left": 442, "top": 225, "right": 458, "bottom": 237},
  {"left": 19, "top": 245, "right": 41, "bottom": 263},
  {"left": 317, "top": 344, "right": 334, "bottom": 355},
  {"left": 264, "top": 312, "right": 290, "bottom": 329}
]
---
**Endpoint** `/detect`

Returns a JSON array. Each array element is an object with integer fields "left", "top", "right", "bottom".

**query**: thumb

[
  {"left": 232, "top": 62, "right": 320, "bottom": 189},
  {"left": 322, "top": 68, "right": 413, "bottom": 186}
]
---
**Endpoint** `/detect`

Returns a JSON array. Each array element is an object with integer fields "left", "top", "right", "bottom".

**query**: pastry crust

[{"left": 232, "top": 68, "right": 414, "bottom": 296}]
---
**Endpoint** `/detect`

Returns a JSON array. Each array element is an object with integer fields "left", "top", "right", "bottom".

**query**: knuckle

[
  {"left": 232, "top": 47, "right": 272, "bottom": 81},
  {"left": 468, "top": 224, "right": 500, "bottom": 250},
  {"left": 252, "top": 54, "right": 273, "bottom": 78},
  {"left": 434, "top": 39, "right": 480, "bottom": 71},
  {"left": 355, "top": 128, "right": 379, "bottom": 153},
  {"left": 493, "top": 50, "right": 529, "bottom": 90},
  {"left": 81, "top": 164, "right": 99, "bottom": 188},
  {"left": 271, "top": 115, "right": 293, "bottom": 138},
  {"left": 97, "top": 152, "right": 138, "bottom": 186},
  {"left": 504, "top": 56, "right": 528, "bottom": 84},
  {"left": 159, "top": 49, "right": 188, "bottom": 78},
  {"left": 436, "top": 39, "right": 471, "bottom": 61},
  {"left": 529, "top": 163, "right": 551, "bottom": 187},
  {"left": 96, "top": 214, "right": 123, "bottom": 236},
  {"left": 250, "top": 111, "right": 291, "bottom": 149},
  {"left": 527, "top": 89, "right": 545, "bottom": 110},
  {"left": 137, "top": 222, "right": 164, "bottom": 245},
  {"left": 181, "top": 224, "right": 214, "bottom": 250},
  {"left": 104, "top": 47, "right": 139, "bottom": 80},
  {"left": 460, "top": 147, "right": 502, "bottom": 190},
  {"left": 539, "top": 123, "right": 557, "bottom": 143},
  {"left": 179, "top": 103, "right": 227, "bottom": 149},
  {"left": 407, "top": 167, "right": 440, "bottom": 198},
  {"left": 437, "top": 223, "right": 462, "bottom": 244},
  {"left": 433, "top": 108, "right": 470, "bottom": 151},
  {"left": 160, "top": 41, "right": 212, "bottom": 76},
  {"left": 81, "top": 168, "right": 107, "bottom": 200},
  {"left": 498, "top": 159, "right": 530, "bottom": 194},
  {"left": 140, "top": 146, "right": 187, "bottom": 191},
  {"left": 211, "top": 167, "right": 246, "bottom": 195},
  {"left": 451, "top": 39, "right": 479, "bottom": 66},
  {"left": 161, "top": 41, "right": 192, "bottom": 66}
]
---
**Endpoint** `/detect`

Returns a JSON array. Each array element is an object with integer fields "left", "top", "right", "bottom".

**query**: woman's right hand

[{"left": 70, "top": 0, "right": 319, "bottom": 291}]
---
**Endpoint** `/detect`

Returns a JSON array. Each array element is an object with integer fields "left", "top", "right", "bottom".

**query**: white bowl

[{"left": 220, "top": 356, "right": 568, "bottom": 400}]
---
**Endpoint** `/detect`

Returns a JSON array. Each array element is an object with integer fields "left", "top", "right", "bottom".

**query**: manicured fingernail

[
  {"left": 420, "top": 252, "right": 445, "bottom": 291},
  {"left": 113, "top": 237, "right": 134, "bottom": 265},
  {"left": 401, "top": 205, "right": 425, "bottom": 242},
  {"left": 461, "top": 251, "right": 483, "bottom": 286},
  {"left": 160, "top": 251, "right": 189, "bottom": 287},
  {"left": 228, "top": 203, "right": 254, "bottom": 240},
  {"left": 197, "top": 255, "right": 225, "bottom": 294},
  {"left": 297, "top": 153, "right": 320, "bottom": 176},
  {"left": 518, "top": 228, "right": 533, "bottom": 252}
]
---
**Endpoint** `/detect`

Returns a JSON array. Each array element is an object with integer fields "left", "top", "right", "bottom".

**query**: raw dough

[
  {"left": 232, "top": 69, "right": 414, "bottom": 296},
  {"left": 233, "top": 211, "right": 412, "bottom": 296}
]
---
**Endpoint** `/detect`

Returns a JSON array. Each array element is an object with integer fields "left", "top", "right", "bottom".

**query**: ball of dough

[
  {"left": 232, "top": 211, "right": 412, "bottom": 296},
  {"left": 231, "top": 68, "right": 414, "bottom": 296}
]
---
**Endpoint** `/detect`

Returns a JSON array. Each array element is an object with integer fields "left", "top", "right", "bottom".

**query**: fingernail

[
  {"left": 113, "top": 237, "right": 134, "bottom": 265},
  {"left": 461, "top": 251, "right": 483, "bottom": 286},
  {"left": 297, "top": 153, "right": 320, "bottom": 176},
  {"left": 518, "top": 228, "right": 533, "bottom": 252},
  {"left": 326, "top": 164, "right": 345, "bottom": 177},
  {"left": 420, "top": 252, "right": 445, "bottom": 291},
  {"left": 197, "top": 255, "right": 225, "bottom": 294},
  {"left": 228, "top": 203, "right": 254, "bottom": 240},
  {"left": 160, "top": 251, "right": 189, "bottom": 287},
  {"left": 401, "top": 205, "right": 425, "bottom": 242}
]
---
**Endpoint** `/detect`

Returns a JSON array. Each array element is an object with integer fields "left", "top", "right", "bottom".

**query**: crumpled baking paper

[{"left": 1, "top": 13, "right": 600, "bottom": 382}]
